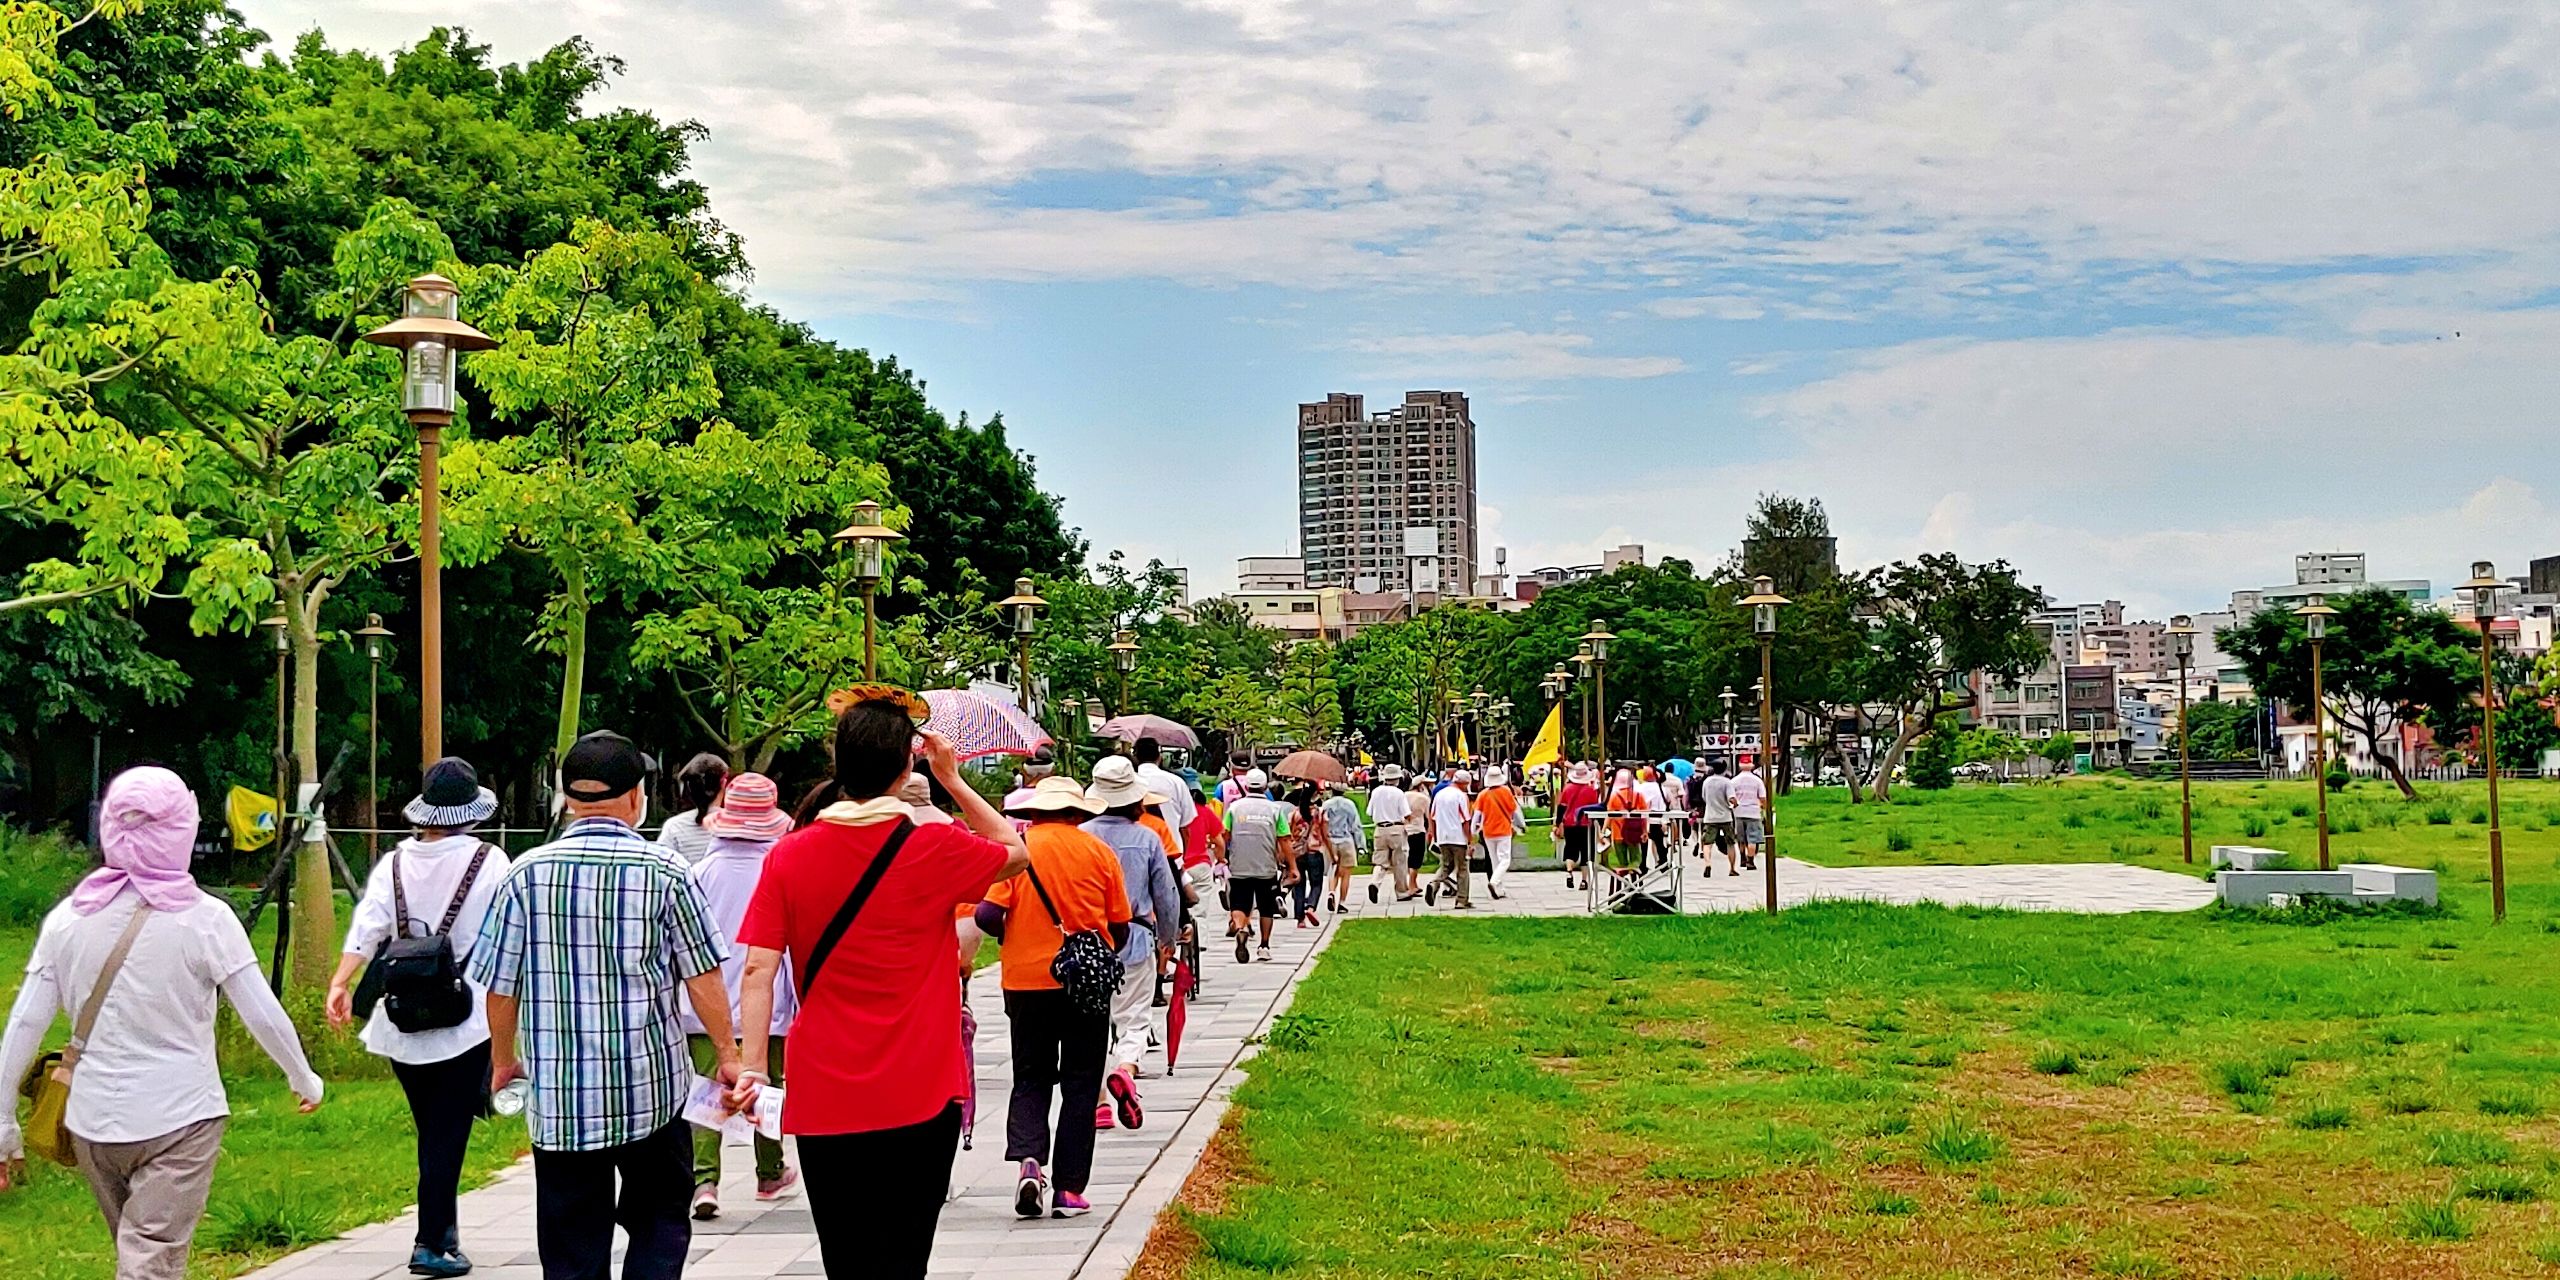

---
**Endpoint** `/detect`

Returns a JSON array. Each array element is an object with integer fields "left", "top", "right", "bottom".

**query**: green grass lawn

[
  {"left": 1157, "top": 779, "right": 2560, "bottom": 1279},
  {"left": 0, "top": 910, "right": 531, "bottom": 1280}
]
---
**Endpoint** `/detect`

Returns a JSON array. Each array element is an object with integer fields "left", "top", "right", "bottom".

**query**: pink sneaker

[
  {"left": 1094, "top": 1101, "right": 1116, "bottom": 1130},
  {"left": 1052, "top": 1191, "right": 1091, "bottom": 1218},
  {"left": 1107, "top": 1069, "right": 1144, "bottom": 1130},
  {"left": 755, "top": 1167, "right": 798, "bottom": 1201}
]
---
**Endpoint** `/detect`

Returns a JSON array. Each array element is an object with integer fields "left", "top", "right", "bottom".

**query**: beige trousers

[{"left": 74, "top": 1116, "right": 226, "bottom": 1280}]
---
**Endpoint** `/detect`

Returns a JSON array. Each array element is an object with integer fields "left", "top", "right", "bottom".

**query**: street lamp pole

[
  {"left": 1574, "top": 643, "right": 1596, "bottom": 760},
  {"left": 1110, "top": 630, "right": 1140, "bottom": 713},
  {"left": 2167, "top": 615, "right": 2196, "bottom": 865},
  {"left": 996, "top": 577, "right": 1047, "bottom": 713},
  {"left": 360, "top": 274, "right": 495, "bottom": 766},
  {"left": 1741, "top": 576, "right": 1791, "bottom": 915},
  {"left": 262, "top": 611, "right": 289, "bottom": 845},
  {"left": 2462, "top": 561, "right": 2508, "bottom": 923},
  {"left": 356, "top": 614, "right": 394, "bottom": 865},
  {"left": 2294, "top": 594, "right": 2337, "bottom": 870},
  {"left": 1582, "top": 619, "right": 1616, "bottom": 762},
  {"left": 831, "top": 499, "right": 902, "bottom": 682}
]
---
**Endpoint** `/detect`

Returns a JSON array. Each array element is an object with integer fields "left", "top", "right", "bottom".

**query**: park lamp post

[
  {"left": 1574, "top": 643, "right": 1597, "bottom": 759},
  {"left": 1491, "top": 697, "right": 1513, "bottom": 762},
  {"left": 2461, "top": 561, "right": 2509, "bottom": 923},
  {"left": 831, "top": 499, "right": 902, "bottom": 682},
  {"left": 1581, "top": 620, "right": 1616, "bottom": 761},
  {"left": 996, "top": 578, "right": 1047, "bottom": 712},
  {"left": 359, "top": 274, "right": 496, "bottom": 767},
  {"left": 2294, "top": 593, "right": 2337, "bottom": 870},
  {"left": 262, "top": 611, "right": 290, "bottom": 840},
  {"left": 1720, "top": 684, "right": 1738, "bottom": 750},
  {"left": 355, "top": 614, "right": 393, "bottom": 863},
  {"left": 2167, "top": 615, "right": 2196, "bottom": 865},
  {"left": 1741, "top": 576, "right": 1791, "bottom": 915},
  {"left": 1109, "top": 629, "right": 1140, "bottom": 713}
]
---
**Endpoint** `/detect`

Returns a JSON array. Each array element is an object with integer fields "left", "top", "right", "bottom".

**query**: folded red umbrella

[{"left": 1165, "top": 958, "right": 1190, "bottom": 1073}]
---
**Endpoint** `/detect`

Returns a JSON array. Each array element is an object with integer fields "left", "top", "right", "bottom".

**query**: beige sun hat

[
  {"left": 1088, "top": 755, "right": 1153, "bottom": 808},
  {"left": 1006, "top": 773, "right": 1103, "bottom": 816}
]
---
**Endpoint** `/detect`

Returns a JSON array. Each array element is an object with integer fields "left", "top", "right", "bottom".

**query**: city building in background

[
  {"left": 2230, "top": 551, "right": 2430, "bottom": 614},
  {"left": 1235, "top": 556, "right": 1307, "bottom": 592},
  {"left": 1228, "top": 586, "right": 1347, "bottom": 643},
  {"left": 1296, "top": 390, "right": 1478, "bottom": 596}
]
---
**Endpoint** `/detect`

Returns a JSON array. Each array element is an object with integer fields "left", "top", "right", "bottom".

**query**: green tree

[
  {"left": 2039, "top": 730, "right": 2078, "bottom": 778},
  {"left": 2220, "top": 589, "right": 2476, "bottom": 798},
  {"left": 2181, "top": 697, "right": 2263, "bottom": 762},
  {"left": 1907, "top": 721, "right": 1957, "bottom": 789},
  {"left": 1861, "top": 553, "right": 2046, "bottom": 801},
  {"left": 1275, "top": 643, "right": 1341, "bottom": 748}
]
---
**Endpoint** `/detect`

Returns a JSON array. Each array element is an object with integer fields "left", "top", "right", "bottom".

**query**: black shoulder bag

[
  {"left": 799, "top": 818, "right": 915, "bottom": 994},
  {"left": 365, "top": 842, "right": 497, "bottom": 1033},
  {"left": 1025, "top": 866, "right": 1125, "bottom": 1017}
]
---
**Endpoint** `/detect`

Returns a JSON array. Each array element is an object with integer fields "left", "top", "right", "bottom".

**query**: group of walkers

[{"left": 1552, "top": 756, "right": 1770, "bottom": 886}]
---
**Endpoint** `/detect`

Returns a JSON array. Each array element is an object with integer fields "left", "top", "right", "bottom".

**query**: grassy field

[
  {"left": 0, "top": 910, "right": 531, "bottom": 1280},
  {"left": 1152, "top": 780, "right": 2560, "bottom": 1279}
]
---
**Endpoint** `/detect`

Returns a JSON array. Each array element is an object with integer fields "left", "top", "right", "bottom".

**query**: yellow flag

[
  {"left": 227, "top": 786, "right": 279, "bottom": 852},
  {"left": 1358, "top": 749, "right": 1375, "bottom": 766},
  {"left": 1455, "top": 729, "right": 1471, "bottom": 760},
  {"left": 1521, "top": 703, "right": 1565, "bottom": 769}
]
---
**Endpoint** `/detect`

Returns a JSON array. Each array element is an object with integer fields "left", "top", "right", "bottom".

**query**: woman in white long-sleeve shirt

[
  {"left": 0, "top": 766, "right": 325, "bottom": 1280},
  {"left": 325, "top": 757, "right": 512, "bottom": 1278}
]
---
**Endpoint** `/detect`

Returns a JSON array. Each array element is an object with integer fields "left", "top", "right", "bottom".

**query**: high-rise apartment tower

[{"left": 1296, "top": 391, "right": 1477, "bottom": 596}]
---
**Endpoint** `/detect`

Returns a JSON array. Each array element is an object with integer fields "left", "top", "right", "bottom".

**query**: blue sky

[{"left": 247, "top": 0, "right": 2560, "bottom": 616}]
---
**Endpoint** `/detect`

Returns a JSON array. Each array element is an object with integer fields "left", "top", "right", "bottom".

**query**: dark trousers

[
  {"left": 1290, "top": 851, "right": 1326, "bottom": 916},
  {"left": 799, "top": 1104, "right": 962, "bottom": 1280},
  {"left": 391, "top": 1040, "right": 491, "bottom": 1251},
  {"left": 530, "top": 1119, "right": 693, "bottom": 1280},
  {"left": 1003, "top": 987, "right": 1108, "bottom": 1193}
]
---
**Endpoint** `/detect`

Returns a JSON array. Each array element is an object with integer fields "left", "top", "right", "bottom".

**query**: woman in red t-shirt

[
  {"left": 734, "top": 691, "right": 1028, "bottom": 1280},
  {"left": 1555, "top": 764, "right": 1602, "bottom": 890}
]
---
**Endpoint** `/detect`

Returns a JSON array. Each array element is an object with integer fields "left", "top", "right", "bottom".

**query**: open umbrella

[
  {"left": 921, "top": 687, "right": 1053, "bottom": 760},
  {"left": 1094, "top": 713, "right": 1199, "bottom": 748},
  {"left": 1658, "top": 758, "right": 1696, "bottom": 781},
  {"left": 1274, "top": 749, "right": 1348, "bottom": 785}
]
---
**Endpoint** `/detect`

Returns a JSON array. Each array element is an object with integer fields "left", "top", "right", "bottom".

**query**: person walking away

[
  {"left": 1473, "top": 767, "right": 1521, "bottom": 900},
  {"left": 1082, "top": 759, "right": 1182, "bottom": 1131},
  {"left": 1217, "top": 771, "right": 1293, "bottom": 962},
  {"left": 976, "top": 777, "right": 1130, "bottom": 1219},
  {"left": 1320, "top": 782, "right": 1365, "bottom": 914},
  {"left": 1634, "top": 768, "right": 1670, "bottom": 868},
  {"left": 1555, "top": 764, "right": 1601, "bottom": 891},
  {"left": 1180, "top": 786, "right": 1222, "bottom": 908},
  {"left": 678, "top": 772, "right": 800, "bottom": 1219},
  {"left": 1404, "top": 773, "right": 1435, "bottom": 898},
  {"left": 1426, "top": 771, "right": 1478, "bottom": 909},
  {"left": 731, "top": 691, "right": 1028, "bottom": 1276},
  {"left": 1282, "top": 780, "right": 1326, "bottom": 927},
  {"left": 1003, "top": 749, "right": 1059, "bottom": 812},
  {"left": 1364, "top": 766, "right": 1411, "bottom": 904},
  {"left": 1696, "top": 760, "right": 1739, "bottom": 877},
  {"left": 1214, "top": 757, "right": 1252, "bottom": 807},
  {"left": 1605, "top": 769, "right": 1649, "bottom": 887},
  {"left": 0, "top": 767, "right": 325, "bottom": 1280},
  {"left": 657, "top": 754, "right": 729, "bottom": 864},
  {"left": 1730, "top": 760, "right": 1768, "bottom": 873},
  {"left": 1132, "top": 738, "right": 1196, "bottom": 843},
  {"left": 470, "top": 731, "right": 741, "bottom": 1280},
  {"left": 326, "top": 758, "right": 511, "bottom": 1276}
]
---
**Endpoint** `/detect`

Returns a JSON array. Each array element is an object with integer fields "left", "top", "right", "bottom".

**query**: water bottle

[{"left": 491, "top": 1079, "right": 531, "bottom": 1117}]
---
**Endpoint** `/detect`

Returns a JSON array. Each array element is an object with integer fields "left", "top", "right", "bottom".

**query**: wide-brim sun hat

[
  {"left": 1007, "top": 773, "right": 1103, "bottom": 816},
  {"left": 406, "top": 756, "right": 499, "bottom": 827},
  {"left": 1088, "top": 756, "right": 1153, "bottom": 807},
  {"left": 708, "top": 772, "right": 793, "bottom": 840}
]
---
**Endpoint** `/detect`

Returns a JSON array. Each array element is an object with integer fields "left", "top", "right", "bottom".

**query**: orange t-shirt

[
  {"left": 1137, "top": 811, "right": 1179, "bottom": 856},
  {"left": 983, "top": 822, "right": 1132, "bottom": 991},
  {"left": 1475, "top": 786, "right": 1520, "bottom": 838},
  {"left": 1608, "top": 789, "right": 1648, "bottom": 845}
]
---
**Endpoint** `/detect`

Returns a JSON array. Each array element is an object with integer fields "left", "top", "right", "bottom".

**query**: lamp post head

[
  {"left": 1110, "top": 629, "right": 1140, "bottom": 673},
  {"left": 2461, "top": 560, "right": 2503, "bottom": 613},
  {"left": 260, "top": 611, "right": 290, "bottom": 654},
  {"left": 2167, "top": 614, "right": 2195, "bottom": 661},
  {"left": 1720, "top": 684, "right": 1737, "bottom": 711},
  {"left": 1574, "top": 642, "right": 1594, "bottom": 675},
  {"left": 1740, "top": 575, "right": 1790, "bottom": 637},
  {"left": 1470, "top": 686, "right": 1489, "bottom": 711},
  {"left": 358, "top": 274, "right": 496, "bottom": 418},
  {"left": 2293, "top": 593, "right": 2336, "bottom": 641},
  {"left": 1579, "top": 618, "right": 1616, "bottom": 662},
  {"left": 831, "top": 499, "right": 904, "bottom": 585},
  {"left": 356, "top": 613, "right": 394, "bottom": 662},
  {"left": 997, "top": 577, "right": 1047, "bottom": 636}
]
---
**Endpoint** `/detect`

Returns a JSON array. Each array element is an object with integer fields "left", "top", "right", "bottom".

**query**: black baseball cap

[{"left": 561, "top": 731, "right": 651, "bottom": 802}]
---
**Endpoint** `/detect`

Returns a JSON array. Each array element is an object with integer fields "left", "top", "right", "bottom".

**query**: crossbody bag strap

[
  {"left": 64, "top": 906, "right": 154, "bottom": 1070},
  {"left": 799, "top": 818, "right": 914, "bottom": 994},
  {"left": 431, "top": 843, "right": 497, "bottom": 938},
  {"left": 391, "top": 854, "right": 413, "bottom": 940},
  {"left": 1022, "top": 864, "right": 1066, "bottom": 929}
]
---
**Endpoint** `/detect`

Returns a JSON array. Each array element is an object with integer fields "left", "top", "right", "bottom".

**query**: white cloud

[{"left": 1333, "top": 329, "right": 1685, "bottom": 381}]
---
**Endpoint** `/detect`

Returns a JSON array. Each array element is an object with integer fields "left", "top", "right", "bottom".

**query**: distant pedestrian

[
  {"left": 1364, "top": 765, "right": 1412, "bottom": 904},
  {"left": 979, "top": 776, "right": 1130, "bottom": 1221},
  {"left": 1320, "top": 782, "right": 1364, "bottom": 913},
  {"left": 470, "top": 731, "right": 740, "bottom": 1280},
  {"left": 1696, "top": 760, "right": 1739, "bottom": 877},
  {"left": 1283, "top": 780, "right": 1326, "bottom": 926},
  {"left": 1605, "top": 769, "right": 1649, "bottom": 884},
  {"left": 0, "top": 767, "right": 325, "bottom": 1280},
  {"left": 1132, "top": 738, "right": 1195, "bottom": 838},
  {"left": 1404, "top": 773, "right": 1435, "bottom": 894},
  {"left": 326, "top": 757, "right": 511, "bottom": 1277},
  {"left": 1556, "top": 764, "right": 1601, "bottom": 890},
  {"left": 1003, "top": 749, "right": 1059, "bottom": 812},
  {"left": 1082, "top": 758, "right": 1182, "bottom": 1132},
  {"left": 1218, "top": 770, "right": 1293, "bottom": 962},
  {"left": 657, "top": 753, "right": 729, "bottom": 864},
  {"left": 731, "top": 691, "right": 1027, "bottom": 1278},
  {"left": 1730, "top": 762, "right": 1768, "bottom": 872},
  {"left": 1473, "top": 767, "right": 1520, "bottom": 900},
  {"left": 1426, "top": 770, "right": 1478, "bottom": 909},
  {"left": 680, "top": 772, "right": 800, "bottom": 1220}
]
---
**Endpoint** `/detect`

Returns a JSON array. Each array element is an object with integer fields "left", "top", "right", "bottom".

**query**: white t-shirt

[
  {"left": 341, "top": 835, "right": 513, "bottom": 1065},
  {"left": 655, "top": 810, "right": 715, "bottom": 863},
  {"left": 1637, "top": 779, "right": 1668, "bottom": 813},
  {"left": 1430, "top": 785, "right": 1474, "bottom": 846},
  {"left": 1136, "top": 762, "right": 1196, "bottom": 834},
  {"left": 28, "top": 893, "right": 266, "bottom": 1142},
  {"left": 1697, "top": 774, "right": 1735, "bottom": 823},
  {"left": 1368, "top": 784, "right": 1411, "bottom": 827},
  {"left": 1730, "top": 770, "right": 1768, "bottom": 820}
]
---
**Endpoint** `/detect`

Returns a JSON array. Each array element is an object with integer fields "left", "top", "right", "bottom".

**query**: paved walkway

[{"left": 241, "top": 852, "right": 2208, "bottom": 1280}]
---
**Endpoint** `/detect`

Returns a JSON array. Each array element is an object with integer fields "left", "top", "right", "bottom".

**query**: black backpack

[
  {"left": 362, "top": 843, "right": 496, "bottom": 1034},
  {"left": 1025, "top": 866, "right": 1124, "bottom": 1017}
]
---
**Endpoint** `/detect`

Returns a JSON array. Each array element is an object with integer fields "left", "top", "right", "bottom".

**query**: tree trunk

[
  {"left": 1869, "top": 701, "right": 1934, "bottom": 804},
  {"left": 2362, "top": 722, "right": 2419, "bottom": 799},
  {"left": 552, "top": 569, "right": 590, "bottom": 764},
  {"left": 286, "top": 587, "right": 336, "bottom": 991}
]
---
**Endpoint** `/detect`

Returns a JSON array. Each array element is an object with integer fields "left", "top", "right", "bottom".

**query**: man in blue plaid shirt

[{"left": 472, "top": 731, "right": 739, "bottom": 1280}]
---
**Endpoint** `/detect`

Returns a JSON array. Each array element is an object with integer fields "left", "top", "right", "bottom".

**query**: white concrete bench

[
  {"left": 2210, "top": 845, "right": 2291, "bottom": 870},
  {"left": 2216, "top": 869, "right": 2356, "bottom": 908},
  {"left": 2341, "top": 863, "right": 2438, "bottom": 906}
]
